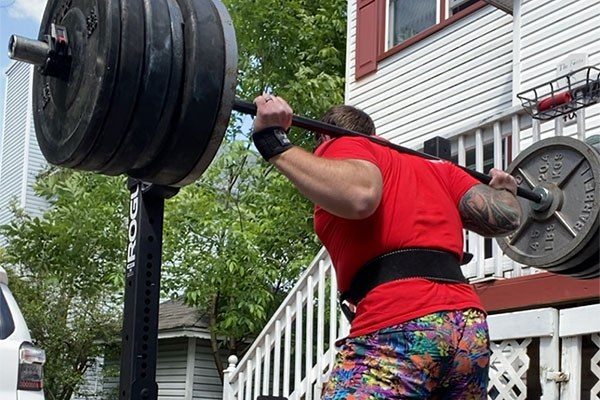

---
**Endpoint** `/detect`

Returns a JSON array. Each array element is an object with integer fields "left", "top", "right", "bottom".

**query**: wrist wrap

[{"left": 252, "top": 126, "right": 293, "bottom": 161}]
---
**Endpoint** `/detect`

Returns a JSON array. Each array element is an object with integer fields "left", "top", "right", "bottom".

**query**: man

[{"left": 251, "top": 93, "right": 522, "bottom": 399}]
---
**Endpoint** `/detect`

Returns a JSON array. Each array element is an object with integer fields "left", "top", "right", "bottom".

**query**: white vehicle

[{"left": 0, "top": 267, "right": 45, "bottom": 400}]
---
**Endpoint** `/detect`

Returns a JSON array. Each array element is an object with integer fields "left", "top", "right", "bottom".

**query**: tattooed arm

[{"left": 458, "top": 169, "right": 523, "bottom": 237}]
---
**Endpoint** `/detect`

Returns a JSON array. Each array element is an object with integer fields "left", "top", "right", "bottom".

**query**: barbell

[{"left": 7, "top": 0, "right": 599, "bottom": 277}]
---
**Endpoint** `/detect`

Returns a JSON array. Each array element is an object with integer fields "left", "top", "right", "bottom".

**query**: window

[
  {"left": 449, "top": 0, "right": 480, "bottom": 16},
  {"left": 355, "top": 0, "right": 488, "bottom": 79},
  {"left": 0, "top": 289, "right": 16, "bottom": 340},
  {"left": 388, "top": 0, "right": 438, "bottom": 48}
]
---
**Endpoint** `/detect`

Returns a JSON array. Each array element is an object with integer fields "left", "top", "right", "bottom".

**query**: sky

[{"left": 0, "top": 0, "right": 45, "bottom": 128}]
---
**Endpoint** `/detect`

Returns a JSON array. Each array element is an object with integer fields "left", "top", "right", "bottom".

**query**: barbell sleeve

[{"left": 233, "top": 99, "right": 543, "bottom": 204}]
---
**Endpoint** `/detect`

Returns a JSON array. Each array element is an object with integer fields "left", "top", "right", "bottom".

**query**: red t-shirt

[{"left": 314, "top": 136, "right": 485, "bottom": 337}]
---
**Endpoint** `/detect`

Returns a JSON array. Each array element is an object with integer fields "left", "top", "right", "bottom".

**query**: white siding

[
  {"left": 157, "top": 338, "right": 189, "bottom": 400},
  {"left": 0, "top": 61, "right": 48, "bottom": 235},
  {"left": 518, "top": 0, "right": 600, "bottom": 140},
  {"left": 346, "top": 2, "right": 514, "bottom": 149},
  {"left": 0, "top": 62, "right": 29, "bottom": 226},
  {"left": 192, "top": 341, "right": 226, "bottom": 399},
  {"left": 25, "top": 110, "right": 48, "bottom": 217}
]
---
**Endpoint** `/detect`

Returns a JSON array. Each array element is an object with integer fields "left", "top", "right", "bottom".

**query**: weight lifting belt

[{"left": 340, "top": 249, "right": 469, "bottom": 321}]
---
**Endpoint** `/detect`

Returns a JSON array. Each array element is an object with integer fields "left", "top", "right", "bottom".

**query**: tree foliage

[
  {"left": 0, "top": 170, "right": 128, "bottom": 400},
  {"left": 161, "top": 0, "right": 348, "bottom": 375}
]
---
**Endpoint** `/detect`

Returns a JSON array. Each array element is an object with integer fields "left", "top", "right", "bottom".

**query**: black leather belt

[{"left": 340, "top": 248, "right": 470, "bottom": 322}]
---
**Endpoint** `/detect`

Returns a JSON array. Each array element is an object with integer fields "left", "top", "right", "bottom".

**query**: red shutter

[{"left": 355, "top": 0, "right": 379, "bottom": 79}]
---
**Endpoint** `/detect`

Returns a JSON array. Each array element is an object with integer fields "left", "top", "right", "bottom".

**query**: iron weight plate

[
  {"left": 74, "top": 0, "right": 145, "bottom": 171},
  {"left": 576, "top": 251, "right": 599, "bottom": 279},
  {"left": 129, "top": 0, "right": 185, "bottom": 170},
  {"left": 100, "top": 0, "right": 174, "bottom": 175},
  {"left": 497, "top": 137, "right": 600, "bottom": 269},
  {"left": 174, "top": 0, "right": 238, "bottom": 186},
  {"left": 543, "top": 231, "right": 598, "bottom": 274},
  {"left": 33, "top": 0, "right": 120, "bottom": 167},
  {"left": 129, "top": 0, "right": 226, "bottom": 186}
]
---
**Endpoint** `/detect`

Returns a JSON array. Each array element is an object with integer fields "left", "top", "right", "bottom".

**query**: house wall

[
  {"left": 155, "top": 337, "right": 190, "bottom": 399},
  {"left": 77, "top": 337, "right": 226, "bottom": 400},
  {"left": 346, "top": 2, "right": 514, "bottom": 149},
  {"left": 346, "top": 0, "right": 600, "bottom": 150},
  {"left": 0, "top": 61, "right": 48, "bottom": 235},
  {"left": 192, "top": 340, "right": 227, "bottom": 399}
]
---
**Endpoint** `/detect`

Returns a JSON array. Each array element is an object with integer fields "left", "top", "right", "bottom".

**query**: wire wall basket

[{"left": 517, "top": 66, "right": 600, "bottom": 120}]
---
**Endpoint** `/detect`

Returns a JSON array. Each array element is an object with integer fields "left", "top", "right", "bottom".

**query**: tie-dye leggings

[{"left": 322, "top": 309, "right": 490, "bottom": 400}]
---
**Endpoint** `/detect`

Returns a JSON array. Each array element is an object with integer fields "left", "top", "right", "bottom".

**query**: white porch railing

[
  {"left": 223, "top": 248, "right": 350, "bottom": 400},
  {"left": 223, "top": 104, "right": 598, "bottom": 400}
]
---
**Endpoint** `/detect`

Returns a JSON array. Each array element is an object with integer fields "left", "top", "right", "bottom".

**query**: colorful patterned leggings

[{"left": 322, "top": 309, "right": 490, "bottom": 400}]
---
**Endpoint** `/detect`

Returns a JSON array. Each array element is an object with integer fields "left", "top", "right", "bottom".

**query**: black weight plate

[
  {"left": 74, "top": 0, "right": 145, "bottom": 171},
  {"left": 33, "top": 0, "right": 120, "bottom": 167},
  {"left": 129, "top": 0, "right": 185, "bottom": 170},
  {"left": 543, "top": 230, "right": 599, "bottom": 274},
  {"left": 174, "top": 0, "right": 237, "bottom": 186},
  {"left": 129, "top": 0, "right": 226, "bottom": 186},
  {"left": 497, "top": 137, "right": 600, "bottom": 269},
  {"left": 565, "top": 248, "right": 599, "bottom": 279},
  {"left": 100, "top": 0, "right": 173, "bottom": 175}
]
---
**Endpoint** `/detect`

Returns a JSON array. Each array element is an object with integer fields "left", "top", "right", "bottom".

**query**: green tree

[
  {"left": 162, "top": 0, "right": 347, "bottom": 377},
  {"left": 0, "top": 170, "right": 127, "bottom": 400}
]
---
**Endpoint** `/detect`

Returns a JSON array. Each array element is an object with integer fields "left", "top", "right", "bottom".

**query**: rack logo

[{"left": 127, "top": 185, "right": 140, "bottom": 277}]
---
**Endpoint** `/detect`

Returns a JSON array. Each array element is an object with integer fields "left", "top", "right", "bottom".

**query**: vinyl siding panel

[
  {"left": 192, "top": 341, "right": 226, "bottom": 399},
  {"left": 0, "top": 62, "right": 29, "bottom": 228},
  {"left": 346, "top": 2, "right": 514, "bottom": 149},
  {"left": 25, "top": 113, "right": 48, "bottom": 218},
  {"left": 157, "top": 338, "right": 189, "bottom": 399},
  {"left": 0, "top": 61, "right": 48, "bottom": 236}
]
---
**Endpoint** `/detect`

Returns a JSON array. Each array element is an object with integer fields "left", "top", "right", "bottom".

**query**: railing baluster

[
  {"left": 255, "top": 347, "right": 262, "bottom": 397},
  {"left": 295, "top": 291, "right": 303, "bottom": 397},
  {"left": 283, "top": 305, "right": 292, "bottom": 397},
  {"left": 329, "top": 265, "right": 338, "bottom": 369},
  {"left": 511, "top": 114, "right": 520, "bottom": 161},
  {"left": 238, "top": 372, "right": 245, "bottom": 400},
  {"left": 245, "top": 360, "right": 252, "bottom": 400},
  {"left": 576, "top": 109, "right": 585, "bottom": 141},
  {"left": 532, "top": 119, "right": 541, "bottom": 142},
  {"left": 555, "top": 116, "right": 563, "bottom": 136},
  {"left": 457, "top": 135, "right": 473, "bottom": 279},
  {"left": 273, "top": 321, "right": 282, "bottom": 396},
  {"left": 493, "top": 122, "right": 504, "bottom": 278},
  {"left": 263, "top": 335, "right": 271, "bottom": 395},
  {"left": 510, "top": 114, "right": 522, "bottom": 277},
  {"left": 475, "top": 128, "right": 485, "bottom": 279},
  {"left": 305, "top": 275, "right": 314, "bottom": 400},
  {"left": 316, "top": 260, "right": 326, "bottom": 398}
]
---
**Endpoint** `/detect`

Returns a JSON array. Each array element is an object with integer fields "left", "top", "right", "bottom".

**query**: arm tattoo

[{"left": 459, "top": 184, "right": 523, "bottom": 237}]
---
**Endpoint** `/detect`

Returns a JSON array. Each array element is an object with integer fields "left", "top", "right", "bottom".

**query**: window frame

[
  {"left": 385, "top": 0, "right": 442, "bottom": 52},
  {"left": 377, "top": 0, "right": 487, "bottom": 62}
]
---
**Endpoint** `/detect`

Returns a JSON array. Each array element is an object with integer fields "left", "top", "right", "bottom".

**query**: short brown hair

[{"left": 316, "top": 105, "right": 375, "bottom": 145}]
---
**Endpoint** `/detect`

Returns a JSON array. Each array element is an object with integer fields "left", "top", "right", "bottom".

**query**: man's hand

[
  {"left": 488, "top": 168, "right": 518, "bottom": 195},
  {"left": 252, "top": 93, "right": 293, "bottom": 132},
  {"left": 251, "top": 93, "right": 295, "bottom": 161}
]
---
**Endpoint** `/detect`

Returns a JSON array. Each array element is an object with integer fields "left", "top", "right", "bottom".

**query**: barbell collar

[
  {"left": 8, "top": 35, "right": 50, "bottom": 66},
  {"left": 233, "top": 99, "right": 543, "bottom": 204},
  {"left": 9, "top": 24, "right": 72, "bottom": 80}
]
